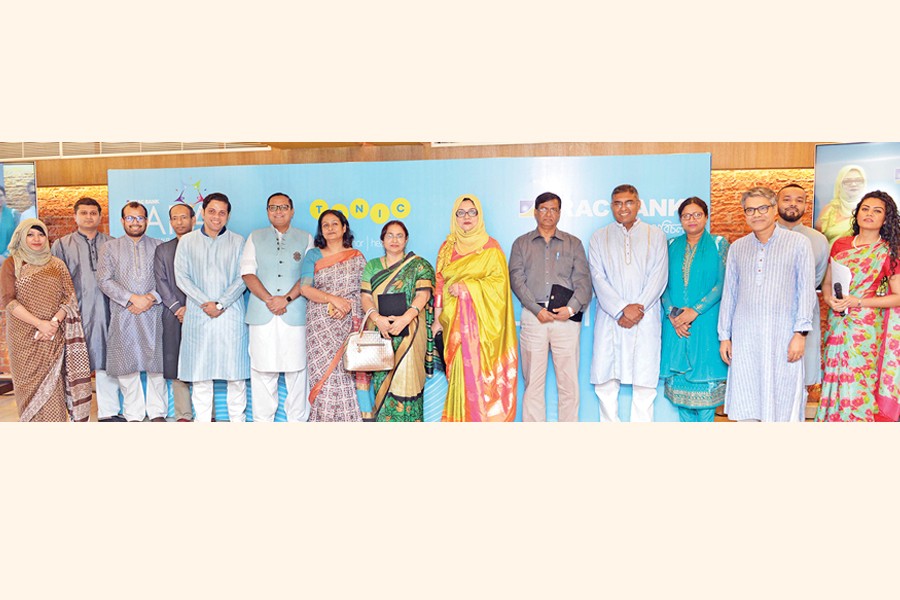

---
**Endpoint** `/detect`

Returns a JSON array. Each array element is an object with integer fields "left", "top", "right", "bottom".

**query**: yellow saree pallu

[{"left": 438, "top": 240, "right": 518, "bottom": 422}]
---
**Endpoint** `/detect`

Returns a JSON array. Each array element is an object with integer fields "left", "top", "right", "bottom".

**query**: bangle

[
  {"left": 410, "top": 305, "right": 421, "bottom": 314},
  {"left": 857, "top": 297, "right": 862, "bottom": 308}
]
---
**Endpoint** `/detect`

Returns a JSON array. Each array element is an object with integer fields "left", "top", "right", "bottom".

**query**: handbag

[{"left": 342, "top": 308, "right": 395, "bottom": 372}]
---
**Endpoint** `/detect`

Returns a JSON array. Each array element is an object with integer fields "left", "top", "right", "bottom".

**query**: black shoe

[{"left": 99, "top": 415, "right": 127, "bottom": 422}]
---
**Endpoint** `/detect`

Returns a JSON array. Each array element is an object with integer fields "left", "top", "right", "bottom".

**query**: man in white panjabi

[
  {"left": 241, "top": 192, "right": 313, "bottom": 422},
  {"left": 588, "top": 184, "right": 668, "bottom": 422}
]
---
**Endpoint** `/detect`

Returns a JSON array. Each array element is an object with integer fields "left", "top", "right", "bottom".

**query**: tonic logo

[{"left": 310, "top": 197, "right": 411, "bottom": 224}]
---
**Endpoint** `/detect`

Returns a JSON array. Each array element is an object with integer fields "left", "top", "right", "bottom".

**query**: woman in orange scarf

[{"left": 432, "top": 195, "right": 518, "bottom": 421}]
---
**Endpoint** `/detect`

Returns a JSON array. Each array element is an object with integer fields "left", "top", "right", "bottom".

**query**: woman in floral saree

[
  {"left": 432, "top": 195, "right": 518, "bottom": 422},
  {"left": 0, "top": 219, "right": 92, "bottom": 422},
  {"left": 361, "top": 220, "right": 435, "bottom": 422},
  {"left": 818, "top": 191, "right": 900, "bottom": 421}
]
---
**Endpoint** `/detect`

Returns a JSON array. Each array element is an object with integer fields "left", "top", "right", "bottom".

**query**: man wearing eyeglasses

[
  {"left": 241, "top": 192, "right": 314, "bottom": 422},
  {"left": 97, "top": 201, "right": 166, "bottom": 422},
  {"left": 775, "top": 184, "right": 829, "bottom": 401},
  {"left": 51, "top": 197, "right": 123, "bottom": 421},
  {"left": 718, "top": 187, "right": 817, "bottom": 422},
  {"left": 588, "top": 184, "right": 668, "bottom": 422},
  {"left": 509, "top": 192, "right": 592, "bottom": 421}
]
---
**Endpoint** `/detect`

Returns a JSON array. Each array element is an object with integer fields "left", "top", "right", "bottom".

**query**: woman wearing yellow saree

[{"left": 432, "top": 195, "right": 518, "bottom": 422}]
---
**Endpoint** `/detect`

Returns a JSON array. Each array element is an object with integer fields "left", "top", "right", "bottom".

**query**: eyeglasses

[
  {"left": 384, "top": 233, "right": 406, "bottom": 240},
  {"left": 743, "top": 205, "right": 772, "bottom": 216},
  {"left": 268, "top": 204, "right": 291, "bottom": 212},
  {"left": 611, "top": 200, "right": 636, "bottom": 209},
  {"left": 537, "top": 207, "right": 560, "bottom": 215},
  {"left": 456, "top": 208, "right": 479, "bottom": 218},
  {"left": 123, "top": 216, "right": 146, "bottom": 223},
  {"left": 681, "top": 212, "right": 705, "bottom": 221},
  {"left": 842, "top": 178, "right": 865, "bottom": 186}
]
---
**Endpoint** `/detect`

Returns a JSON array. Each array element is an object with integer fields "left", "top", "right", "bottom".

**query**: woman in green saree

[{"left": 360, "top": 220, "right": 435, "bottom": 421}]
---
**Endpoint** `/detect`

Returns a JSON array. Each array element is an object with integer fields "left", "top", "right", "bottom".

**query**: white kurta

[
  {"left": 174, "top": 228, "right": 250, "bottom": 382},
  {"left": 239, "top": 232, "right": 313, "bottom": 372},
  {"left": 588, "top": 220, "right": 668, "bottom": 388}
]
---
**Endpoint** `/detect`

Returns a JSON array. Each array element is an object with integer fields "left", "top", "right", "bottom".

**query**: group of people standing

[{"left": 3, "top": 181, "right": 899, "bottom": 423}]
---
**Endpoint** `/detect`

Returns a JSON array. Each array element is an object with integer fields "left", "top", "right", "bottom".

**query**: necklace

[{"left": 852, "top": 235, "right": 881, "bottom": 248}]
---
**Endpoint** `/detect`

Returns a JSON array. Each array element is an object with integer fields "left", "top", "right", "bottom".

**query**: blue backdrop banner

[{"left": 108, "top": 153, "right": 712, "bottom": 421}]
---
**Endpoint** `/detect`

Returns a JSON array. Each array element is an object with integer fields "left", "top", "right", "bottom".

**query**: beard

[{"left": 778, "top": 208, "right": 802, "bottom": 223}]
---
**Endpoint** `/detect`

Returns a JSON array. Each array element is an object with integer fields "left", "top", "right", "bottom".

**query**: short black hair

[
  {"left": 74, "top": 197, "right": 102, "bottom": 215},
  {"left": 314, "top": 209, "right": 354, "bottom": 249},
  {"left": 534, "top": 192, "right": 561, "bottom": 210},
  {"left": 677, "top": 197, "right": 709, "bottom": 218},
  {"left": 380, "top": 220, "right": 409, "bottom": 241},
  {"left": 202, "top": 192, "right": 231, "bottom": 213},
  {"left": 267, "top": 192, "right": 293, "bottom": 209},
  {"left": 121, "top": 201, "right": 148, "bottom": 218},
  {"left": 778, "top": 183, "right": 806, "bottom": 195},
  {"left": 612, "top": 184, "right": 639, "bottom": 199},
  {"left": 169, "top": 203, "right": 195, "bottom": 219}
]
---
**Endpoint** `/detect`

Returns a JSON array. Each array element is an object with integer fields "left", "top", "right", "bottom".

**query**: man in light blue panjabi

[{"left": 174, "top": 192, "right": 249, "bottom": 422}]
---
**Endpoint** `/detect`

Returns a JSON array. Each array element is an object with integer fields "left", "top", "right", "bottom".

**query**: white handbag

[{"left": 342, "top": 308, "right": 395, "bottom": 372}]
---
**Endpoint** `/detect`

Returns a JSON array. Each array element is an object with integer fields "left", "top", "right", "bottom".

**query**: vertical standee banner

[{"left": 109, "top": 153, "right": 712, "bottom": 421}]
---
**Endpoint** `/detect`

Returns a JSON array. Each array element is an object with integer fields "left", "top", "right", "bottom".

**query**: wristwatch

[
  {"left": 566, "top": 306, "right": 575, "bottom": 318},
  {"left": 286, "top": 295, "right": 293, "bottom": 303},
  {"left": 215, "top": 302, "right": 224, "bottom": 311},
  {"left": 51, "top": 316, "right": 60, "bottom": 324},
  {"left": 795, "top": 330, "right": 809, "bottom": 337}
]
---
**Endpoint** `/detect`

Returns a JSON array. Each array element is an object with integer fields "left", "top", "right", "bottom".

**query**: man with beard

[
  {"left": 154, "top": 203, "right": 197, "bottom": 421},
  {"left": 775, "top": 184, "right": 829, "bottom": 396},
  {"left": 97, "top": 202, "right": 166, "bottom": 422}
]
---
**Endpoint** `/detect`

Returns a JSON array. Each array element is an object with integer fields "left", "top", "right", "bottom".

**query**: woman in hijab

[
  {"left": 0, "top": 219, "right": 92, "bottom": 421},
  {"left": 432, "top": 195, "right": 518, "bottom": 422},
  {"left": 816, "top": 164, "right": 868, "bottom": 245}
]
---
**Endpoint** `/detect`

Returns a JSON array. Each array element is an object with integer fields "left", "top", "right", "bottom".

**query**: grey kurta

[
  {"left": 174, "top": 228, "right": 249, "bottom": 382},
  {"left": 50, "top": 231, "right": 114, "bottom": 371},
  {"left": 97, "top": 235, "right": 164, "bottom": 377},
  {"left": 717, "top": 227, "right": 816, "bottom": 421},
  {"left": 776, "top": 220, "right": 829, "bottom": 386},
  {"left": 154, "top": 237, "right": 185, "bottom": 381}
]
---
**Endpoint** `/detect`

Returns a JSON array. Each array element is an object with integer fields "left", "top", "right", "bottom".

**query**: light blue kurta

[
  {"left": 174, "top": 228, "right": 250, "bottom": 382},
  {"left": 717, "top": 227, "right": 816, "bottom": 421},
  {"left": 96, "top": 234, "right": 164, "bottom": 377},
  {"left": 776, "top": 220, "right": 829, "bottom": 386}
]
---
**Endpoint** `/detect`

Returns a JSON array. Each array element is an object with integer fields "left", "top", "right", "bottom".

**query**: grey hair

[{"left": 740, "top": 186, "right": 776, "bottom": 208}]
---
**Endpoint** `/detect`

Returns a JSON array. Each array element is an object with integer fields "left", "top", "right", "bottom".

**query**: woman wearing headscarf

[
  {"left": 816, "top": 164, "right": 868, "bottom": 245},
  {"left": 0, "top": 219, "right": 92, "bottom": 421},
  {"left": 432, "top": 195, "right": 518, "bottom": 422}
]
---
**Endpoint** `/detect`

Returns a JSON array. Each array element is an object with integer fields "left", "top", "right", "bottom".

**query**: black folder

[
  {"left": 378, "top": 292, "right": 409, "bottom": 336},
  {"left": 547, "top": 284, "right": 574, "bottom": 312}
]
